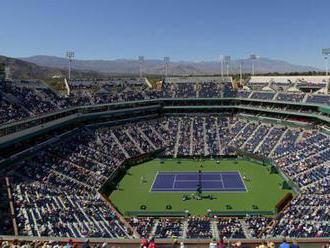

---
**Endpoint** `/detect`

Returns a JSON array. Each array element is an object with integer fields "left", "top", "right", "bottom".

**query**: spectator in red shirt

[
  {"left": 218, "top": 237, "right": 226, "bottom": 248},
  {"left": 149, "top": 237, "right": 157, "bottom": 248},
  {"left": 140, "top": 238, "right": 149, "bottom": 248}
]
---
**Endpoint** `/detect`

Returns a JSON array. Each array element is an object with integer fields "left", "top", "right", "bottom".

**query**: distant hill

[
  {"left": 21, "top": 55, "right": 320, "bottom": 76},
  {"left": 0, "top": 55, "right": 106, "bottom": 80},
  {"left": 0, "top": 54, "right": 321, "bottom": 81}
]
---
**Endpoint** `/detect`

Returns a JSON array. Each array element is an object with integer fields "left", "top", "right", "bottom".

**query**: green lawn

[{"left": 109, "top": 159, "right": 293, "bottom": 216}]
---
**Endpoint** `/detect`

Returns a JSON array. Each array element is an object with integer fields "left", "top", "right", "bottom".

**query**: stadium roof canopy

[
  {"left": 165, "top": 76, "right": 232, "bottom": 83},
  {"left": 249, "top": 75, "right": 330, "bottom": 84}
]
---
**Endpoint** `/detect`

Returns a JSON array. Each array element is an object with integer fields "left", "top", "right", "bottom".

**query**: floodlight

[
  {"left": 250, "top": 54, "right": 257, "bottom": 76},
  {"left": 164, "top": 57, "right": 170, "bottom": 78},
  {"left": 66, "top": 51, "right": 75, "bottom": 80},
  {"left": 322, "top": 48, "right": 330, "bottom": 76},
  {"left": 138, "top": 56, "right": 144, "bottom": 78}
]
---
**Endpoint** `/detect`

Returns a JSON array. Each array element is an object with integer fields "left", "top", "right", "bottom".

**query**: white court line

[
  {"left": 159, "top": 187, "right": 247, "bottom": 190},
  {"left": 157, "top": 171, "right": 241, "bottom": 174},
  {"left": 152, "top": 191, "right": 247, "bottom": 194},
  {"left": 175, "top": 179, "right": 224, "bottom": 182},
  {"left": 149, "top": 171, "right": 159, "bottom": 192},
  {"left": 152, "top": 187, "right": 247, "bottom": 192},
  {"left": 219, "top": 173, "right": 224, "bottom": 189},
  {"left": 238, "top": 171, "right": 248, "bottom": 192},
  {"left": 172, "top": 174, "right": 177, "bottom": 189}
]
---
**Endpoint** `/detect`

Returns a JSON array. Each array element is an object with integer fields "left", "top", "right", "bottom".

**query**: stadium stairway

[
  {"left": 220, "top": 120, "right": 246, "bottom": 154},
  {"left": 4, "top": 177, "right": 18, "bottom": 236},
  {"left": 255, "top": 126, "right": 285, "bottom": 156},
  {"left": 100, "top": 193, "right": 137, "bottom": 238},
  {"left": 150, "top": 219, "right": 159, "bottom": 237},
  {"left": 182, "top": 220, "right": 188, "bottom": 239},
  {"left": 238, "top": 122, "right": 259, "bottom": 149},
  {"left": 226, "top": 121, "right": 250, "bottom": 147},
  {"left": 196, "top": 84, "right": 200, "bottom": 98},
  {"left": 137, "top": 128, "right": 157, "bottom": 150},
  {"left": 241, "top": 123, "right": 263, "bottom": 149},
  {"left": 2, "top": 92, "right": 32, "bottom": 115},
  {"left": 189, "top": 119, "right": 194, "bottom": 156},
  {"left": 150, "top": 126, "right": 166, "bottom": 143},
  {"left": 296, "top": 130, "right": 307, "bottom": 144},
  {"left": 269, "top": 128, "right": 290, "bottom": 157},
  {"left": 302, "top": 93, "right": 309, "bottom": 103},
  {"left": 215, "top": 118, "right": 222, "bottom": 155},
  {"left": 110, "top": 131, "right": 130, "bottom": 158},
  {"left": 289, "top": 148, "right": 330, "bottom": 177},
  {"left": 211, "top": 220, "right": 219, "bottom": 239},
  {"left": 203, "top": 118, "right": 209, "bottom": 156},
  {"left": 272, "top": 92, "right": 279, "bottom": 101},
  {"left": 239, "top": 219, "right": 252, "bottom": 239},
  {"left": 300, "top": 164, "right": 330, "bottom": 189},
  {"left": 174, "top": 120, "right": 182, "bottom": 158},
  {"left": 253, "top": 125, "right": 273, "bottom": 153},
  {"left": 125, "top": 130, "right": 145, "bottom": 153},
  {"left": 51, "top": 170, "right": 95, "bottom": 190}
]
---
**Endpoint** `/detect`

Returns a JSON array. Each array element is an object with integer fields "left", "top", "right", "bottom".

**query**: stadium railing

[
  {"left": 125, "top": 211, "right": 188, "bottom": 217},
  {"left": 1, "top": 96, "right": 330, "bottom": 138},
  {"left": 0, "top": 235, "right": 329, "bottom": 248},
  {"left": 208, "top": 210, "right": 274, "bottom": 217}
]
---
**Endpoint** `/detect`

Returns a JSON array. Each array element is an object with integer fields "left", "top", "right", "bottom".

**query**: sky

[{"left": 0, "top": 0, "right": 329, "bottom": 68}]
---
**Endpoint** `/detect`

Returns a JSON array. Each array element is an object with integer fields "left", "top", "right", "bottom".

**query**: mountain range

[
  {"left": 21, "top": 55, "right": 320, "bottom": 76},
  {"left": 0, "top": 55, "right": 105, "bottom": 80},
  {"left": 0, "top": 54, "right": 322, "bottom": 81}
]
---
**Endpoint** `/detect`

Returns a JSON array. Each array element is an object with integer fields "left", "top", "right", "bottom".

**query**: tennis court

[{"left": 151, "top": 171, "right": 247, "bottom": 192}]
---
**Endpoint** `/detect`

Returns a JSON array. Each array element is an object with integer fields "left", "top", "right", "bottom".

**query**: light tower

[
  {"left": 66, "top": 51, "right": 75, "bottom": 81},
  {"left": 219, "top": 55, "right": 224, "bottom": 80},
  {"left": 322, "top": 48, "right": 330, "bottom": 76},
  {"left": 164, "top": 56, "right": 170, "bottom": 78},
  {"left": 250, "top": 54, "right": 257, "bottom": 76},
  {"left": 138, "top": 56, "right": 144, "bottom": 78},
  {"left": 224, "top": 56, "right": 231, "bottom": 76},
  {"left": 239, "top": 59, "right": 243, "bottom": 85}
]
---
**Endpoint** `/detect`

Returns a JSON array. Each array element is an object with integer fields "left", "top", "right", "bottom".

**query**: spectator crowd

[{"left": 0, "top": 77, "right": 329, "bottom": 242}]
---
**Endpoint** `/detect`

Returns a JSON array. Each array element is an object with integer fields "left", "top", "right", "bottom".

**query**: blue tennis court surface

[{"left": 151, "top": 171, "right": 247, "bottom": 192}]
